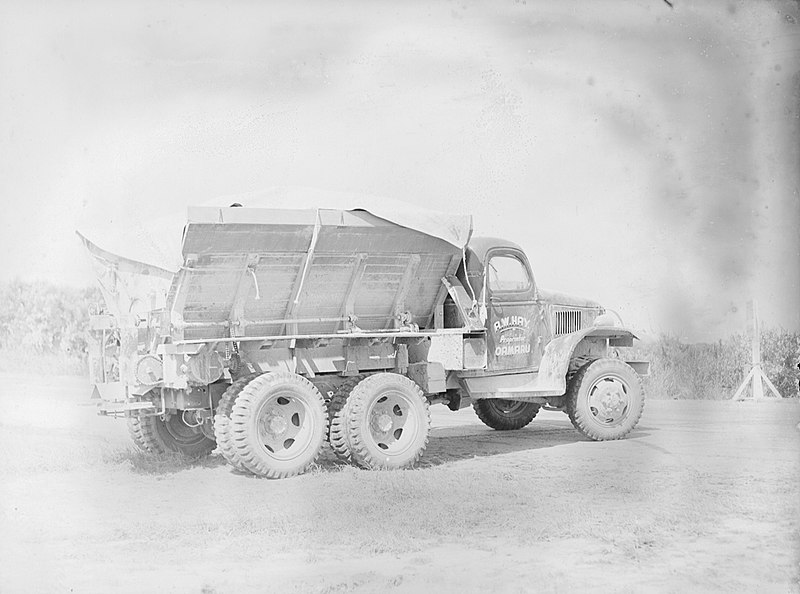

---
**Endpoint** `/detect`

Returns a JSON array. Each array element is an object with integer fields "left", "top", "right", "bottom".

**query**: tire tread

[
  {"left": 214, "top": 372, "right": 261, "bottom": 471},
  {"left": 327, "top": 375, "right": 366, "bottom": 463}
]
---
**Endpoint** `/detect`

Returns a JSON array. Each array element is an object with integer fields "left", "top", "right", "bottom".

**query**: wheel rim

[
  {"left": 254, "top": 391, "right": 316, "bottom": 461},
  {"left": 162, "top": 414, "right": 208, "bottom": 446},
  {"left": 586, "top": 374, "right": 631, "bottom": 427},
  {"left": 365, "top": 389, "right": 421, "bottom": 456},
  {"left": 491, "top": 399, "right": 530, "bottom": 416}
]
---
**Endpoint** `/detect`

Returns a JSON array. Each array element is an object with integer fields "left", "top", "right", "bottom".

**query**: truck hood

[{"left": 538, "top": 289, "right": 602, "bottom": 309}]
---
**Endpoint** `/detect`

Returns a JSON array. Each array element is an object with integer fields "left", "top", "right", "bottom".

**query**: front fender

[{"left": 537, "top": 326, "right": 638, "bottom": 394}]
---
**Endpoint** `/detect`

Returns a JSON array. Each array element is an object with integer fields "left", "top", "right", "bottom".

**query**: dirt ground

[{"left": 1, "top": 374, "right": 798, "bottom": 593}]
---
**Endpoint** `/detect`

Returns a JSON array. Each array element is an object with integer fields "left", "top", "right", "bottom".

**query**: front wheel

[
  {"left": 566, "top": 358, "right": 644, "bottom": 440},
  {"left": 473, "top": 399, "right": 539, "bottom": 431}
]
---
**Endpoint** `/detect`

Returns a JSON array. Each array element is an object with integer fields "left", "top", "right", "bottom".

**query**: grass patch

[
  {"left": 114, "top": 449, "right": 226, "bottom": 475},
  {"left": 107, "top": 459, "right": 765, "bottom": 562}
]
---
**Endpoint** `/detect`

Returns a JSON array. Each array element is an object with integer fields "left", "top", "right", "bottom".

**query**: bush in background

[
  {"left": 0, "top": 280, "right": 101, "bottom": 374},
  {"left": 632, "top": 329, "right": 800, "bottom": 400}
]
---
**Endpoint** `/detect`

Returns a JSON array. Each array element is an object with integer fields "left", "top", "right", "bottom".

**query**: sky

[{"left": 0, "top": 0, "right": 798, "bottom": 342}]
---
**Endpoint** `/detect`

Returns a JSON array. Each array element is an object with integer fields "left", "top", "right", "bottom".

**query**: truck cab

[{"left": 438, "top": 235, "right": 646, "bottom": 437}]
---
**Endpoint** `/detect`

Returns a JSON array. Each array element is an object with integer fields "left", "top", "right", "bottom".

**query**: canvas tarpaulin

[{"left": 77, "top": 187, "right": 473, "bottom": 273}]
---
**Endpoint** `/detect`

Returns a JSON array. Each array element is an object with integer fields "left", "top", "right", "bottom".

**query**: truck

[{"left": 78, "top": 202, "right": 648, "bottom": 478}]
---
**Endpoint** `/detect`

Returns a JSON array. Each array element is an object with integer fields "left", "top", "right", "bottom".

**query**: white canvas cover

[{"left": 77, "top": 187, "right": 473, "bottom": 273}]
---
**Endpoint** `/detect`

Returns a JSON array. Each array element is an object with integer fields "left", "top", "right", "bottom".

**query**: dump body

[{"left": 173, "top": 207, "right": 463, "bottom": 340}]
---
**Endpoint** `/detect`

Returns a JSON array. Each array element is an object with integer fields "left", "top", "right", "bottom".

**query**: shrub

[
  {"left": 0, "top": 280, "right": 101, "bottom": 374},
  {"left": 632, "top": 330, "right": 800, "bottom": 400},
  {"left": 760, "top": 327, "right": 800, "bottom": 399}
]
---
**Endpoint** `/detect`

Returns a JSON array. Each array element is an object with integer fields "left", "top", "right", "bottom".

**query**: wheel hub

[
  {"left": 373, "top": 413, "right": 394, "bottom": 434},
  {"left": 266, "top": 414, "right": 288, "bottom": 436},
  {"left": 367, "top": 392, "right": 412, "bottom": 451},
  {"left": 495, "top": 399, "right": 526, "bottom": 415},
  {"left": 588, "top": 376, "right": 630, "bottom": 425},
  {"left": 163, "top": 413, "right": 205, "bottom": 442},
  {"left": 597, "top": 386, "right": 624, "bottom": 414},
  {"left": 256, "top": 393, "right": 308, "bottom": 455}
]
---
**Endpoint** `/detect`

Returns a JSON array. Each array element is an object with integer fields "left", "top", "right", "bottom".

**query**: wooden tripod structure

[{"left": 733, "top": 300, "right": 783, "bottom": 401}]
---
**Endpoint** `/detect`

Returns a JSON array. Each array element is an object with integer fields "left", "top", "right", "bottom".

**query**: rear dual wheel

[
  {"left": 128, "top": 409, "right": 216, "bottom": 457},
  {"left": 329, "top": 373, "right": 430, "bottom": 469},
  {"left": 214, "top": 372, "right": 261, "bottom": 471},
  {"left": 229, "top": 371, "right": 327, "bottom": 478},
  {"left": 326, "top": 375, "right": 365, "bottom": 463}
]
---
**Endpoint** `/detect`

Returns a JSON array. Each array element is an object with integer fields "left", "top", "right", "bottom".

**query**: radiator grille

[{"left": 554, "top": 310, "right": 582, "bottom": 335}]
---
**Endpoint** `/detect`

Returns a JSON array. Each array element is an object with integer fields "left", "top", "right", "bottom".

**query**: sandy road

[{"left": 0, "top": 374, "right": 798, "bottom": 593}]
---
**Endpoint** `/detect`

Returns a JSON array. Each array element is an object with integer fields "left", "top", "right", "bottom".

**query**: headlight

[{"left": 594, "top": 313, "right": 617, "bottom": 327}]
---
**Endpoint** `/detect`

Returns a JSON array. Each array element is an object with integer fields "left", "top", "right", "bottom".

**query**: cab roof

[{"left": 466, "top": 236, "right": 525, "bottom": 266}]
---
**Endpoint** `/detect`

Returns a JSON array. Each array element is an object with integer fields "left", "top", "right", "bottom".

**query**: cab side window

[{"left": 487, "top": 254, "right": 531, "bottom": 293}]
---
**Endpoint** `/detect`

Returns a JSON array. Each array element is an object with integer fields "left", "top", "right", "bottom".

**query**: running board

[{"left": 461, "top": 372, "right": 564, "bottom": 399}]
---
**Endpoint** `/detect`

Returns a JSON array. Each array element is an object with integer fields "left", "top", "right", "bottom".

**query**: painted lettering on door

[{"left": 493, "top": 316, "right": 532, "bottom": 358}]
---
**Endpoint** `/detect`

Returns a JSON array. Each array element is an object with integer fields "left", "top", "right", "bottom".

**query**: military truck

[{"left": 79, "top": 203, "right": 647, "bottom": 478}]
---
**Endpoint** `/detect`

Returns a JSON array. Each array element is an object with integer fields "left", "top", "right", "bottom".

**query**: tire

[
  {"left": 327, "top": 393, "right": 349, "bottom": 462},
  {"left": 473, "top": 399, "right": 539, "bottom": 430},
  {"left": 127, "top": 411, "right": 216, "bottom": 457},
  {"left": 229, "top": 371, "right": 327, "bottom": 478},
  {"left": 327, "top": 375, "right": 366, "bottom": 463},
  {"left": 341, "top": 373, "right": 430, "bottom": 470},
  {"left": 311, "top": 378, "right": 340, "bottom": 402},
  {"left": 566, "top": 358, "right": 644, "bottom": 440},
  {"left": 214, "top": 372, "right": 261, "bottom": 471}
]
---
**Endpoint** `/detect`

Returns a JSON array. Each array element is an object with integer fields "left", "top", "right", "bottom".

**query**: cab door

[{"left": 484, "top": 249, "right": 545, "bottom": 372}]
